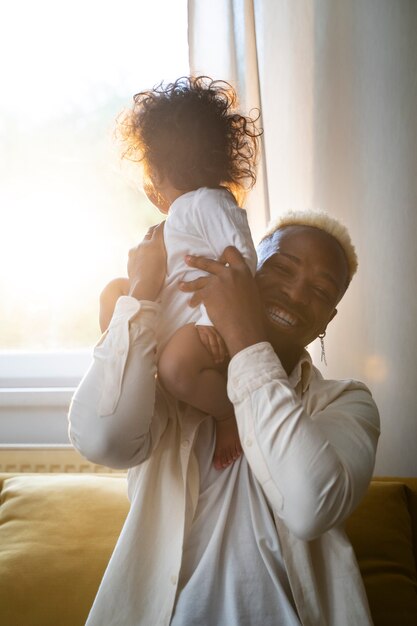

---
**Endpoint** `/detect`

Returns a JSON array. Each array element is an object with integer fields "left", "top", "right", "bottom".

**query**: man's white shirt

[{"left": 171, "top": 418, "right": 300, "bottom": 626}]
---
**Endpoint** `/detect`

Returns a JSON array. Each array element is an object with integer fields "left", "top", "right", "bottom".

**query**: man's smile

[{"left": 266, "top": 305, "right": 299, "bottom": 328}]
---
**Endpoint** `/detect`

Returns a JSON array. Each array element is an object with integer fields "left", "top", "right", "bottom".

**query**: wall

[{"left": 255, "top": 0, "right": 417, "bottom": 475}]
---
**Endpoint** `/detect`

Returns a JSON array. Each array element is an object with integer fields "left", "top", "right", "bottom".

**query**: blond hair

[{"left": 260, "top": 210, "right": 358, "bottom": 283}]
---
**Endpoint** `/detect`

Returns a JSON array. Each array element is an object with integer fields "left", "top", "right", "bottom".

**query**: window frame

[
  {"left": 0, "top": 350, "right": 91, "bottom": 388},
  {"left": 0, "top": 350, "right": 92, "bottom": 444}
]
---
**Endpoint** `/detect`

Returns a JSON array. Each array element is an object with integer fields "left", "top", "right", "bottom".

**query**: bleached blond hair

[{"left": 260, "top": 209, "right": 358, "bottom": 283}]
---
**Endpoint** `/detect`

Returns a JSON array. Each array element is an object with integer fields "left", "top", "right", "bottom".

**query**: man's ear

[{"left": 322, "top": 308, "right": 338, "bottom": 334}]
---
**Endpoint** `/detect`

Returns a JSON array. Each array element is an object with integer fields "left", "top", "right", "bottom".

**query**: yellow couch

[{"left": 0, "top": 473, "right": 416, "bottom": 626}]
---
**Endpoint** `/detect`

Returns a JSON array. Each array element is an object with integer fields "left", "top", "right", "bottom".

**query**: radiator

[{"left": 0, "top": 445, "right": 125, "bottom": 474}]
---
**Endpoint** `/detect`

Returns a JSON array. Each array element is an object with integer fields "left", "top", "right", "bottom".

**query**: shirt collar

[{"left": 288, "top": 349, "right": 314, "bottom": 394}]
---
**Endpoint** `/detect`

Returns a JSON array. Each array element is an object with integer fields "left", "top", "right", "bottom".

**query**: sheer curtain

[
  {"left": 188, "top": 0, "right": 270, "bottom": 244},
  {"left": 188, "top": 0, "right": 417, "bottom": 476}
]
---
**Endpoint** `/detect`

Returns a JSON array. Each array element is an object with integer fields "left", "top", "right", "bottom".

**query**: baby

[{"left": 102, "top": 76, "right": 261, "bottom": 469}]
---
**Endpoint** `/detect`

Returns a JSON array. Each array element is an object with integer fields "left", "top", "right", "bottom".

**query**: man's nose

[{"left": 282, "top": 278, "right": 310, "bottom": 307}]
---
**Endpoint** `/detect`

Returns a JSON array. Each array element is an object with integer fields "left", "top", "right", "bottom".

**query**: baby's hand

[{"left": 196, "top": 325, "right": 228, "bottom": 364}]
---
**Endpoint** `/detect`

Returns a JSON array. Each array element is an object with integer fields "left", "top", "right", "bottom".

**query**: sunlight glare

[
  {"left": 1, "top": 181, "right": 102, "bottom": 309},
  {"left": 0, "top": 0, "right": 188, "bottom": 125},
  {"left": 0, "top": 0, "right": 188, "bottom": 349}
]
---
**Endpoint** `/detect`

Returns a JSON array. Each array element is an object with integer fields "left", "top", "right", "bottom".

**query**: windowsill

[
  {"left": 0, "top": 350, "right": 92, "bottom": 444},
  {"left": 0, "top": 388, "right": 74, "bottom": 408},
  {"left": 0, "top": 350, "right": 92, "bottom": 388}
]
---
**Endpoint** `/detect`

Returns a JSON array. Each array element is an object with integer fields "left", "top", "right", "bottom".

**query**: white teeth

[{"left": 267, "top": 307, "right": 297, "bottom": 327}]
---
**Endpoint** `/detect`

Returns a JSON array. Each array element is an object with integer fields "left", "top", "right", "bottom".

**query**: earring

[{"left": 318, "top": 332, "right": 327, "bottom": 366}]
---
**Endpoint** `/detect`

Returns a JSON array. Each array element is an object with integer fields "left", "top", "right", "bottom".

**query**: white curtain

[
  {"left": 188, "top": 0, "right": 417, "bottom": 476},
  {"left": 188, "top": 0, "right": 270, "bottom": 243}
]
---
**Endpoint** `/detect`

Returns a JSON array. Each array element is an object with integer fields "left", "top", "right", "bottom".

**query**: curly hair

[{"left": 116, "top": 76, "right": 262, "bottom": 203}]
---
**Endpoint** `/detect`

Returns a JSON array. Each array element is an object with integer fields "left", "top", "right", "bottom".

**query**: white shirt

[
  {"left": 171, "top": 418, "right": 301, "bottom": 626},
  {"left": 68, "top": 297, "right": 380, "bottom": 626},
  {"left": 158, "top": 187, "right": 257, "bottom": 352}
]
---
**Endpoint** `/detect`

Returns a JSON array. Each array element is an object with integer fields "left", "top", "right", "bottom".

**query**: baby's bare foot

[{"left": 213, "top": 415, "right": 242, "bottom": 470}]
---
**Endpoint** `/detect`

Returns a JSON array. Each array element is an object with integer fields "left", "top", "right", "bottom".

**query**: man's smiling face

[{"left": 256, "top": 225, "right": 349, "bottom": 357}]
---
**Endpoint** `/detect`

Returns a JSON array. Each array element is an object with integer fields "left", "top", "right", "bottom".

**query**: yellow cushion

[
  {"left": 0, "top": 474, "right": 129, "bottom": 626},
  {"left": 346, "top": 481, "right": 417, "bottom": 626},
  {"left": 2, "top": 474, "right": 417, "bottom": 625}
]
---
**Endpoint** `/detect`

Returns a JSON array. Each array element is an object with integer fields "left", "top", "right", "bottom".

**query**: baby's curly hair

[{"left": 117, "top": 76, "right": 262, "bottom": 203}]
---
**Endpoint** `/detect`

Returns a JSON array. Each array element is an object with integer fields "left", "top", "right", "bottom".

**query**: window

[
  {"left": 0, "top": 0, "right": 189, "bottom": 442},
  {"left": 1, "top": 0, "right": 188, "bottom": 353}
]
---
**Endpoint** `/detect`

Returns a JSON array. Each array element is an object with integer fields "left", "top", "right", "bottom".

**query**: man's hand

[
  {"left": 128, "top": 222, "right": 166, "bottom": 301},
  {"left": 196, "top": 325, "right": 228, "bottom": 364},
  {"left": 180, "top": 247, "right": 267, "bottom": 358}
]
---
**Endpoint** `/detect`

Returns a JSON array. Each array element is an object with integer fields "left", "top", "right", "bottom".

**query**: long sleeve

[
  {"left": 68, "top": 296, "right": 169, "bottom": 469},
  {"left": 227, "top": 342, "right": 380, "bottom": 541}
]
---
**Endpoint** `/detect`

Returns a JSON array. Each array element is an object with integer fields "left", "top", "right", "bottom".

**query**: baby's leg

[{"left": 158, "top": 324, "right": 242, "bottom": 469}]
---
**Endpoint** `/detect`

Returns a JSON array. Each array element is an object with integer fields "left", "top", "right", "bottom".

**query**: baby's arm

[{"left": 99, "top": 277, "right": 130, "bottom": 333}]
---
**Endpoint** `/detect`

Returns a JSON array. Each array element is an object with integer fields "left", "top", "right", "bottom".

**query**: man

[{"left": 69, "top": 210, "right": 379, "bottom": 625}]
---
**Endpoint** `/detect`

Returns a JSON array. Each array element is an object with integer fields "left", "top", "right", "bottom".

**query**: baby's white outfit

[{"left": 157, "top": 187, "right": 257, "bottom": 353}]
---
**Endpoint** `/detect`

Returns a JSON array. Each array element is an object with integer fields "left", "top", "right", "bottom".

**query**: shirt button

[
  {"left": 181, "top": 439, "right": 190, "bottom": 449},
  {"left": 117, "top": 348, "right": 126, "bottom": 356},
  {"left": 170, "top": 574, "right": 178, "bottom": 585},
  {"left": 245, "top": 437, "right": 253, "bottom": 447}
]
